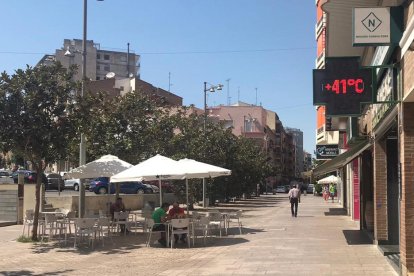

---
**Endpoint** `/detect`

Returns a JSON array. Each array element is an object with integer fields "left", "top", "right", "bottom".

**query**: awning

[{"left": 313, "top": 139, "right": 371, "bottom": 177}]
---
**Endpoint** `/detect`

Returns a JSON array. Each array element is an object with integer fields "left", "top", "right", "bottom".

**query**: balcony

[
  {"left": 315, "top": 14, "right": 326, "bottom": 38},
  {"left": 315, "top": 49, "right": 325, "bottom": 69}
]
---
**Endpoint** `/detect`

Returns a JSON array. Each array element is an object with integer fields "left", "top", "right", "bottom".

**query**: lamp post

[
  {"left": 202, "top": 81, "right": 223, "bottom": 208},
  {"left": 203, "top": 82, "right": 223, "bottom": 132},
  {"left": 78, "top": 0, "right": 104, "bottom": 218}
]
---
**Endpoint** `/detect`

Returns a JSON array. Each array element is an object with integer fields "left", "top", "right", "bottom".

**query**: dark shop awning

[{"left": 313, "top": 139, "right": 371, "bottom": 177}]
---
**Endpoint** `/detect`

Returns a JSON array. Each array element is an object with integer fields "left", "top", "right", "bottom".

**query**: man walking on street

[{"left": 288, "top": 185, "right": 301, "bottom": 217}]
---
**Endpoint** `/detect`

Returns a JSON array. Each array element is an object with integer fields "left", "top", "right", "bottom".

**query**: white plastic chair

[
  {"left": 170, "top": 218, "right": 190, "bottom": 248},
  {"left": 227, "top": 210, "right": 243, "bottom": 235},
  {"left": 74, "top": 218, "right": 98, "bottom": 248},
  {"left": 113, "top": 211, "right": 130, "bottom": 235},
  {"left": 192, "top": 216, "right": 210, "bottom": 246},
  {"left": 97, "top": 217, "right": 114, "bottom": 247},
  {"left": 146, "top": 219, "right": 166, "bottom": 247},
  {"left": 42, "top": 214, "right": 67, "bottom": 244},
  {"left": 60, "top": 211, "right": 76, "bottom": 235},
  {"left": 22, "top": 210, "right": 35, "bottom": 237},
  {"left": 207, "top": 212, "right": 223, "bottom": 237}
]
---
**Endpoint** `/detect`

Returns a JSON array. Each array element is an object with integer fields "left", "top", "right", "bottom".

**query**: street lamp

[
  {"left": 77, "top": 0, "right": 104, "bottom": 218},
  {"left": 202, "top": 81, "right": 222, "bottom": 208},
  {"left": 203, "top": 82, "right": 223, "bottom": 132}
]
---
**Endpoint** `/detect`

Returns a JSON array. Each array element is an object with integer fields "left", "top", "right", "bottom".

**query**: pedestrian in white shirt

[{"left": 288, "top": 185, "right": 301, "bottom": 217}]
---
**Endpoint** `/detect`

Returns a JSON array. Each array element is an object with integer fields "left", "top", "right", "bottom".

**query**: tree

[{"left": 0, "top": 63, "right": 79, "bottom": 240}]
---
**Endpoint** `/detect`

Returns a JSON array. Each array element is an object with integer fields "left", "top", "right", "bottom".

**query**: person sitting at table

[
  {"left": 168, "top": 201, "right": 187, "bottom": 244},
  {"left": 152, "top": 202, "right": 170, "bottom": 247},
  {"left": 110, "top": 197, "right": 130, "bottom": 234}
]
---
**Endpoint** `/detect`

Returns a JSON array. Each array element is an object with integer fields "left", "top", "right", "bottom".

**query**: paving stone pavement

[{"left": 0, "top": 194, "right": 396, "bottom": 276}]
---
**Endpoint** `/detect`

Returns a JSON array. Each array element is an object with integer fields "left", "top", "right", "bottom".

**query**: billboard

[
  {"left": 313, "top": 57, "right": 373, "bottom": 116},
  {"left": 316, "top": 144, "right": 339, "bottom": 160},
  {"left": 353, "top": 7, "right": 403, "bottom": 46}
]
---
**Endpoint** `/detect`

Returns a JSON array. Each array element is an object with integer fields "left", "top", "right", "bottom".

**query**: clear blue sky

[{"left": 1, "top": 0, "right": 316, "bottom": 153}]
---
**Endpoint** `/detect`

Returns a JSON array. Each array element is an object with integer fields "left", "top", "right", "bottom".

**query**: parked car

[
  {"left": 0, "top": 171, "right": 10, "bottom": 178},
  {"left": 12, "top": 170, "right": 48, "bottom": 187},
  {"left": 275, "top": 186, "right": 288, "bottom": 193},
  {"left": 89, "top": 178, "right": 153, "bottom": 194},
  {"left": 45, "top": 173, "right": 64, "bottom": 190},
  {"left": 89, "top": 177, "right": 110, "bottom": 194},
  {"left": 64, "top": 178, "right": 91, "bottom": 191},
  {"left": 147, "top": 184, "right": 160, "bottom": 193},
  {"left": 306, "top": 184, "right": 314, "bottom": 194}
]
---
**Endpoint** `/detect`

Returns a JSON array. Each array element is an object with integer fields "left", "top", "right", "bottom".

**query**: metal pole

[
  {"left": 79, "top": 0, "right": 88, "bottom": 218},
  {"left": 202, "top": 178, "right": 206, "bottom": 208},
  {"left": 204, "top": 82, "right": 207, "bottom": 133},
  {"left": 127, "top": 42, "right": 130, "bottom": 77},
  {"left": 186, "top": 179, "right": 189, "bottom": 215},
  {"left": 159, "top": 179, "right": 163, "bottom": 206}
]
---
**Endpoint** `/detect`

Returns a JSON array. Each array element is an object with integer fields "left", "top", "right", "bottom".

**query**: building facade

[
  {"left": 313, "top": 0, "right": 414, "bottom": 274},
  {"left": 38, "top": 39, "right": 140, "bottom": 82},
  {"left": 285, "top": 127, "right": 304, "bottom": 178},
  {"left": 208, "top": 102, "right": 296, "bottom": 187}
]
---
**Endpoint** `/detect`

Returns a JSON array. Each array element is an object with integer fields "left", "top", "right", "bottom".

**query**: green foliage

[
  {"left": 314, "top": 183, "right": 322, "bottom": 195},
  {"left": 0, "top": 62, "right": 80, "bottom": 240},
  {"left": 17, "top": 235, "right": 37, "bottom": 243},
  {"left": 0, "top": 63, "right": 79, "bottom": 169}
]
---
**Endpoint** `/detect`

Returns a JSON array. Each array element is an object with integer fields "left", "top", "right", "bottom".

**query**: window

[
  {"left": 120, "top": 56, "right": 127, "bottom": 62},
  {"left": 120, "top": 86, "right": 124, "bottom": 91},
  {"left": 96, "top": 65, "right": 100, "bottom": 70},
  {"left": 104, "top": 54, "right": 110, "bottom": 60},
  {"left": 96, "top": 76, "right": 100, "bottom": 80},
  {"left": 104, "top": 65, "right": 110, "bottom": 71},
  {"left": 245, "top": 120, "right": 253, "bottom": 132},
  {"left": 97, "top": 54, "right": 101, "bottom": 59},
  {"left": 223, "top": 120, "right": 233, "bottom": 129}
]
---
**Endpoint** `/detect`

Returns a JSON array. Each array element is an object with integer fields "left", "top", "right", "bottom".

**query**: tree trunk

[{"left": 31, "top": 163, "right": 43, "bottom": 241}]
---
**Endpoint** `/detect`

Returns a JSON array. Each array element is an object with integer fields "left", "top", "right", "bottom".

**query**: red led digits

[{"left": 324, "top": 78, "right": 364, "bottom": 94}]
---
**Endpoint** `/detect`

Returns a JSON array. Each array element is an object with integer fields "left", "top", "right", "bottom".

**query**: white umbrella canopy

[
  {"left": 177, "top": 158, "right": 231, "bottom": 213},
  {"left": 111, "top": 154, "right": 186, "bottom": 206},
  {"left": 110, "top": 154, "right": 185, "bottom": 182},
  {"left": 177, "top": 158, "right": 231, "bottom": 178},
  {"left": 66, "top": 154, "right": 133, "bottom": 179},
  {"left": 317, "top": 175, "right": 339, "bottom": 185}
]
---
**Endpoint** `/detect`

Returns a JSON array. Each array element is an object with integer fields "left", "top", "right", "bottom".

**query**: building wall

[
  {"left": 373, "top": 140, "right": 388, "bottom": 242},
  {"left": 400, "top": 102, "right": 414, "bottom": 274},
  {"left": 41, "top": 39, "right": 140, "bottom": 83}
]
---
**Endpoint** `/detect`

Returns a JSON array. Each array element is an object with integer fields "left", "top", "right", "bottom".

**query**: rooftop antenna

[
  {"left": 255, "top": 88, "right": 258, "bottom": 106},
  {"left": 168, "top": 72, "right": 173, "bottom": 91},
  {"left": 127, "top": 42, "right": 130, "bottom": 77},
  {"left": 226, "top": 78, "right": 231, "bottom": 105}
]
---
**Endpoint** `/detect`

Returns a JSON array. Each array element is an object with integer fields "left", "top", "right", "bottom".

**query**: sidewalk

[{"left": 0, "top": 194, "right": 396, "bottom": 276}]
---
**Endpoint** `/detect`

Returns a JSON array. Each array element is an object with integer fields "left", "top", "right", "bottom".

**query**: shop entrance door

[{"left": 387, "top": 138, "right": 399, "bottom": 246}]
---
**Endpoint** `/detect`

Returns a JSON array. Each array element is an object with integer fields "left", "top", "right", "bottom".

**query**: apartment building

[
  {"left": 208, "top": 102, "right": 295, "bottom": 186},
  {"left": 285, "top": 127, "right": 304, "bottom": 178},
  {"left": 312, "top": 0, "right": 414, "bottom": 274},
  {"left": 38, "top": 39, "right": 140, "bottom": 82}
]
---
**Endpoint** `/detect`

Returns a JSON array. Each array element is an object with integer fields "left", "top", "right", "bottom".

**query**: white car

[{"left": 64, "top": 178, "right": 82, "bottom": 191}]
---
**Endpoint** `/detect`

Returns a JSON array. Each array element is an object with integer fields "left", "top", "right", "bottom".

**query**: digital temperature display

[
  {"left": 313, "top": 57, "right": 373, "bottom": 116},
  {"left": 323, "top": 79, "right": 365, "bottom": 94}
]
